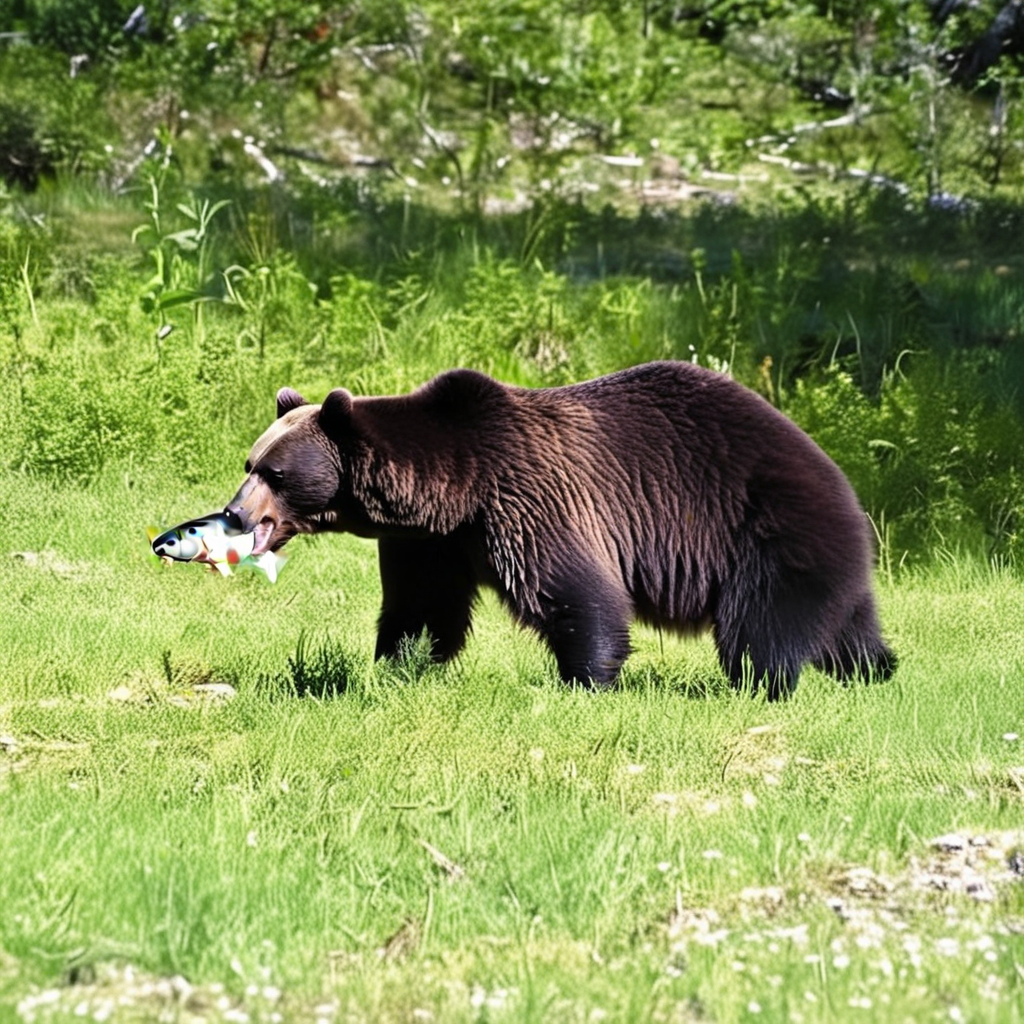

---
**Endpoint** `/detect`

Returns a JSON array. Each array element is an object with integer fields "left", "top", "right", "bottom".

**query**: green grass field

[
  {"left": 2, "top": 465, "right": 1023, "bottom": 1023},
  {"left": 1, "top": 175, "right": 1023, "bottom": 1022},
  {"left": 5, "top": 3, "right": 1024, "bottom": 1016}
]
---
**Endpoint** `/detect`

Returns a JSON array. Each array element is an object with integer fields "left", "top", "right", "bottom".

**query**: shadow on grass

[
  {"left": 279, "top": 630, "right": 366, "bottom": 698},
  {"left": 602, "top": 660, "right": 736, "bottom": 701},
  {"left": 267, "top": 630, "right": 442, "bottom": 699}
]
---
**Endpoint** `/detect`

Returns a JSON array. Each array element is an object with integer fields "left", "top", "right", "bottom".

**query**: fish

[{"left": 148, "top": 510, "right": 286, "bottom": 582}]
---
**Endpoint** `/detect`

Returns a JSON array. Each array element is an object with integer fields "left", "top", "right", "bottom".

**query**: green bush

[
  {"left": 0, "top": 49, "right": 115, "bottom": 190},
  {"left": 22, "top": 0, "right": 137, "bottom": 54}
]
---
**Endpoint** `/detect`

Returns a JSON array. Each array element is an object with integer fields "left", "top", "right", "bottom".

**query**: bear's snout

[{"left": 226, "top": 475, "right": 282, "bottom": 553}]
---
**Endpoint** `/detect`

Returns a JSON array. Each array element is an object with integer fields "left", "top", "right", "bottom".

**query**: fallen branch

[
  {"left": 756, "top": 152, "right": 911, "bottom": 196},
  {"left": 755, "top": 151, "right": 973, "bottom": 211},
  {"left": 745, "top": 107, "right": 871, "bottom": 152},
  {"left": 244, "top": 141, "right": 284, "bottom": 183}
]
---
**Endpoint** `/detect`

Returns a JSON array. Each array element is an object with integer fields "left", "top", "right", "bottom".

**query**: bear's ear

[
  {"left": 318, "top": 387, "right": 354, "bottom": 437},
  {"left": 276, "top": 387, "right": 308, "bottom": 418}
]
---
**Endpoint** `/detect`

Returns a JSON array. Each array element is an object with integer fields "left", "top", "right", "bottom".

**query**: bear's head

[{"left": 226, "top": 386, "right": 355, "bottom": 553}]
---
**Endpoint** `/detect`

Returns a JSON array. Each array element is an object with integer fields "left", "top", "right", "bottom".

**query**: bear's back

[{"left": 499, "top": 361, "right": 871, "bottom": 621}]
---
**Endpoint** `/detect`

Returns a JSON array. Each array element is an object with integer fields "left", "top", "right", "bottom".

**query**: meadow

[
  {"left": 0, "top": 168, "right": 1022, "bottom": 1024},
  {"left": 2, "top": 483, "right": 1024, "bottom": 1024}
]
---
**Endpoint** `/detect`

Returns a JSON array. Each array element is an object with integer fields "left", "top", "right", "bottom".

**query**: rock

[
  {"left": 192, "top": 683, "right": 237, "bottom": 700},
  {"left": 931, "top": 833, "right": 967, "bottom": 852}
]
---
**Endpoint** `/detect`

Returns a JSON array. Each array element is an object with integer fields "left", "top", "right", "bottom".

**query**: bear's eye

[{"left": 262, "top": 466, "right": 285, "bottom": 487}]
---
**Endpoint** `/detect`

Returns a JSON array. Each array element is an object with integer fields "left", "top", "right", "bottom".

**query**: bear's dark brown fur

[{"left": 227, "top": 362, "right": 895, "bottom": 697}]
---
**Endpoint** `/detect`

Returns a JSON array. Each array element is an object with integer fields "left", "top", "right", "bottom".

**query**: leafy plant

[{"left": 132, "top": 171, "right": 231, "bottom": 335}]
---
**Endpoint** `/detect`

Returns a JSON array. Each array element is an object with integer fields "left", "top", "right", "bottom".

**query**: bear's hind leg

[
  {"left": 714, "top": 576, "right": 818, "bottom": 700},
  {"left": 813, "top": 594, "right": 897, "bottom": 683},
  {"left": 534, "top": 567, "right": 633, "bottom": 688},
  {"left": 716, "top": 634, "right": 802, "bottom": 701},
  {"left": 376, "top": 535, "right": 478, "bottom": 663}
]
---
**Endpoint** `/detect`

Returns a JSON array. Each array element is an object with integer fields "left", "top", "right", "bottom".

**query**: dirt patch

[
  {"left": 667, "top": 829, "right": 1024, "bottom": 959},
  {"left": 10, "top": 550, "right": 108, "bottom": 583},
  {"left": 16, "top": 963, "right": 244, "bottom": 1023}
]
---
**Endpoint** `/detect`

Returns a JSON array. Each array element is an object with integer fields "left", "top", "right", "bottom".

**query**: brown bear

[{"left": 226, "top": 362, "right": 895, "bottom": 698}]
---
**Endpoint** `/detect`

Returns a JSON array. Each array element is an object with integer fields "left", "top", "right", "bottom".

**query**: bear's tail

[{"left": 815, "top": 596, "right": 897, "bottom": 683}]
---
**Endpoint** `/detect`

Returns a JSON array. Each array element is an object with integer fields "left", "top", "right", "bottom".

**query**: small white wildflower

[
  {"left": 702, "top": 849, "right": 723, "bottom": 860},
  {"left": 948, "top": 1007, "right": 964, "bottom": 1023},
  {"left": 747, "top": 1001, "right": 762, "bottom": 1014},
  {"left": 797, "top": 832, "right": 812, "bottom": 844},
  {"left": 246, "top": 831, "right": 258, "bottom": 848},
  {"left": 742, "top": 791, "right": 758, "bottom": 809},
  {"left": 1003, "top": 732, "right": 1019, "bottom": 742},
  {"left": 832, "top": 954, "right": 850, "bottom": 969},
  {"left": 656, "top": 861, "right": 672, "bottom": 873},
  {"left": 486, "top": 988, "right": 511, "bottom": 1010},
  {"left": 848, "top": 996, "right": 872, "bottom": 1010},
  {"left": 625, "top": 763, "right": 646, "bottom": 775},
  {"left": 935, "top": 937, "right": 960, "bottom": 957}
]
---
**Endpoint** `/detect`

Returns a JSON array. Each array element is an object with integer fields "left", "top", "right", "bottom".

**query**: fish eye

[{"left": 187, "top": 526, "right": 199, "bottom": 536}]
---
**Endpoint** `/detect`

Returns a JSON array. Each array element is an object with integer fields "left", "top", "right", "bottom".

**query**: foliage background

[{"left": 2, "top": 6, "right": 1024, "bottom": 1019}]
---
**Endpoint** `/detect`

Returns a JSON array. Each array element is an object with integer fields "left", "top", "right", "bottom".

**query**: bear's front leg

[
  {"left": 534, "top": 568, "right": 633, "bottom": 688},
  {"left": 375, "top": 535, "right": 479, "bottom": 663}
]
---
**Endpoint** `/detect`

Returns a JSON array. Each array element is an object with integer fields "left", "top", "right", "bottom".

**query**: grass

[
  {"left": 1, "top": 170, "right": 1023, "bottom": 1021},
  {"left": 2, "top": 468, "right": 1024, "bottom": 1023}
]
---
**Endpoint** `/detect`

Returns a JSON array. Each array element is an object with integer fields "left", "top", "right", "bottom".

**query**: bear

[{"left": 226, "top": 361, "right": 895, "bottom": 698}]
